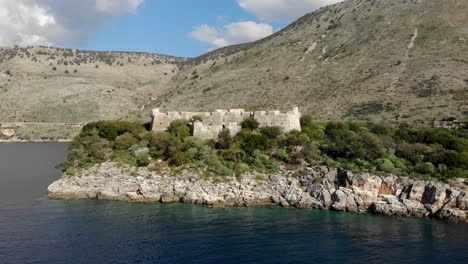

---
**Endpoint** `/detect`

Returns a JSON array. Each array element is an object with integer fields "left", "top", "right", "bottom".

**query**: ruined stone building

[{"left": 151, "top": 107, "right": 301, "bottom": 139}]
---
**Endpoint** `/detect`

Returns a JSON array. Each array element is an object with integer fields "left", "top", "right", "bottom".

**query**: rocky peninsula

[{"left": 48, "top": 162, "right": 468, "bottom": 223}]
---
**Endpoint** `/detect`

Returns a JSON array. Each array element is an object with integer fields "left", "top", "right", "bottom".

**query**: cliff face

[{"left": 48, "top": 162, "right": 468, "bottom": 223}]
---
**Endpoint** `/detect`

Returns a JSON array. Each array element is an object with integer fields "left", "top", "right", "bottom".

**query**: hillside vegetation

[
  {"left": 0, "top": 46, "right": 184, "bottom": 124},
  {"left": 64, "top": 117, "right": 468, "bottom": 182}
]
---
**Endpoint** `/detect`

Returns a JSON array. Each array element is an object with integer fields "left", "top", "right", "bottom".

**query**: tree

[
  {"left": 114, "top": 133, "right": 138, "bottom": 150},
  {"left": 240, "top": 117, "right": 259, "bottom": 130},
  {"left": 146, "top": 131, "right": 180, "bottom": 160},
  {"left": 216, "top": 128, "right": 232, "bottom": 149},
  {"left": 168, "top": 119, "right": 190, "bottom": 140},
  {"left": 300, "top": 115, "right": 314, "bottom": 128},
  {"left": 283, "top": 130, "right": 310, "bottom": 148},
  {"left": 260, "top": 126, "right": 282, "bottom": 139}
]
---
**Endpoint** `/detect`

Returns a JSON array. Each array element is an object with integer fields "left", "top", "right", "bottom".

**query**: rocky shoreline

[{"left": 48, "top": 162, "right": 468, "bottom": 223}]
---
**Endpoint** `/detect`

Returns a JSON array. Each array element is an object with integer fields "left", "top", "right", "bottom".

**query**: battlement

[{"left": 151, "top": 107, "right": 301, "bottom": 139}]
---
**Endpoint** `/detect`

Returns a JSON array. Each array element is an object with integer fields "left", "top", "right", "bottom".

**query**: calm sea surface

[{"left": 0, "top": 143, "right": 467, "bottom": 264}]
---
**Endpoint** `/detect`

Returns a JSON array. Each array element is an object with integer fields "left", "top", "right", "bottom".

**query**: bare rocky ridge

[
  {"left": 0, "top": 46, "right": 184, "bottom": 124},
  {"left": 48, "top": 162, "right": 468, "bottom": 223}
]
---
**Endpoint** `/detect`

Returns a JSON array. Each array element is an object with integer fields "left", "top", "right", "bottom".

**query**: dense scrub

[{"left": 64, "top": 117, "right": 468, "bottom": 182}]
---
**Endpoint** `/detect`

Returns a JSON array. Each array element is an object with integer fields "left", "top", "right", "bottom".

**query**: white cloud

[
  {"left": 238, "top": 0, "right": 343, "bottom": 22},
  {"left": 190, "top": 24, "right": 228, "bottom": 48},
  {"left": 0, "top": 0, "right": 144, "bottom": 47},
  {"left": 190, "top": 21, "right": 273, "bottom": 48}
]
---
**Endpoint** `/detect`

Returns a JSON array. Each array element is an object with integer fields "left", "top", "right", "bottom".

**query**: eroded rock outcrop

[{"left": 48, "top": 162, "right": 468, "bottom": 223}]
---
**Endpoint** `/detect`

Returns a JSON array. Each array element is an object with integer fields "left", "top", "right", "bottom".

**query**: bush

[
  {"left": 168, "top": 120, "right": 190, "bottom": 140},
  {"left": 114, "top": 133, "right": 138, "bottom": 150},
  {"left": 146, "top": 131, "right": 180, "bottom": 160},
  {"left": 237, "top": 129, "right": 269, "bottom": 154},
  {"left": 136, "top": 152, "right": 150, "bottom": 167},
  {"left": 221, "top": 146, "right": 246, "bottom": 162},
  {"left": 300, "top": 115, "right": 314, "bottom": 128},
  {"left": 275, "top": 149, "right": 289, "bottom": 162},
  {"left": 283, "top": 130, "right": 310, "bottom": 148},
  {"left": 260, "top": 126, "right": 282, "bottom": 139},
  {"left": 378, "top": 158, "right": 395, "bottom": 173},
  {"left": 302, "top": 127, "right": 325, "bottom": 141},
  {"left": 169, "top": 151, "right": 191, "bottom": 166},
  {"left": 240, "top": 117, "right": 259, "bottom": 130},
  {"left": 81, "top": 121, "right": 146, "bottom": 141},
  {"left": 415, "top": 162, "right": 435, "bottom": 174},
  {"left": 216, "top": 128, "right": 232, "bottom": 149}
]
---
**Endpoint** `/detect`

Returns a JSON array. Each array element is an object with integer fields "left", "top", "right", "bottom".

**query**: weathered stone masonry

[{"left": 151, "top": 107, "right": 301, "bottom": 139}]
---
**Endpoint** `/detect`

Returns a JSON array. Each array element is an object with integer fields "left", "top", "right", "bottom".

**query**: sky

[{"left": 0, "top": 0, "right": 343, "bottom": 57}]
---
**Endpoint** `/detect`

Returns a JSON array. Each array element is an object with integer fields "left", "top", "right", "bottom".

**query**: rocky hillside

[
  {"left": 0, "top": 46, "right": 184, "bottom": 124},
  {"left": 149, "top": 0, "right": 467, "bottom": 124}
]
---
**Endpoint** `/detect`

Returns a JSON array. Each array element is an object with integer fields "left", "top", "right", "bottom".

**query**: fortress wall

[
  {"left": 253, "top": 107, "right": 301, "bottom": 132},
  {"left": 152, "top": 107, "right": 301, "bottom": 139},
  {"left": 152, "top": 109, "right": 210, "bottom": 131},
  {"left": 193, "top": 122, "right": 242, "bottom": 140}
]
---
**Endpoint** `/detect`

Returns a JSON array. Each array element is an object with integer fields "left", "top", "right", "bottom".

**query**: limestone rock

[
  {"left": 350, "top": 173, "right": 382, "bottom": 195},
  {"left": 331, "top": 187, "right": 358, "bottom": 212},
  {"left": 47, "top": 162, "right": 468, "bottom": 223},
  {"left": 407, "top": 180, "right": 426, "bottom": 202},
  {"left": 456, "top": 192, "right": 468, "bottom": 210},
  {"left": 370, "top": 195, "right": 408, "bottom": 217},
  {"left": 437, "top": 208, "right": 468, "bottom": 223},
  {"left": 351, "top": 187, "right": 378, "bottom": 212},
  {"left": 402, "top": 199, "right": 429, "bottom": 218}
]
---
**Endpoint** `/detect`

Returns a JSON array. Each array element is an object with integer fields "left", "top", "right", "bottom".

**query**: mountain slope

[
  {"left": 0, "top": 46, "right": 184, "bottom": 123},
  {"left": 149, "top": 0, "right": 468, "bottom": 124}
]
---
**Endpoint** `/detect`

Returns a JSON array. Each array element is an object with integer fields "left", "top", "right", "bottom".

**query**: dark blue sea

[{"left": 0, "top": 143, "right": 467, "bottom": 264}]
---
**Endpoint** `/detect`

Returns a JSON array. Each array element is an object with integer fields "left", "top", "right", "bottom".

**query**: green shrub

[
  {"left": 237, "top": 129, "right": 269, "bottom": 154},
  {"left": 65, "top": 167, "right": 78, "bottom": 176},
  {"left": 168, "top": 119, "right": 190, "bottom": 140},
  {"left": 260, "top": 126, "right": 282, "bottom": 139},
  {"left": 216, "top": 128, "right": 232, "bottom": 149},
  {"left": 240, "top": 117, "right": 259, "bottom": 130},
  {"left": 275, "top": 149, "right": 289, "bottom": 162},
  {"left": 250, "top": 149, "right": 275, "bottom": 169},
  {"left": 378, "top": 158, "right": 395, "bottom": 173},
  {"left": 282, "top": 130, "right": 310, "bottom": 148},
  {"left": 81, "top": 121, "right": 146, "bottom": 141},
  {"left": 112, "top": 151, "right": 137, "bottom": 166},
  {"left": 114, "top": 133, "right": 138, "bottom": 150},
  {"left": 221, "top": 146, "right": 246, "bottom": 162},
  {"left": 146, "top": 132, "right": 180, "bottom": 159},
  {"left": 169, "top": 151, "right": 191, "bottom": 166},
  {"left": 255, "top": 175, "right": 266, "bottom": 181},
  {"left": 300, "top": 115, "right": 314, "bottom": 128},
  {"left": 302, "top": 127, "right": 325, "bottom": 141},
  {"left": 415, "top": 162, "right": 435, "bottom": 174}
]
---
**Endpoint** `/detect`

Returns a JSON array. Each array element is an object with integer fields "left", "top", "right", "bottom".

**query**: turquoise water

[{"left": 0, "top": 143, "right": 467, "bottom": 263}]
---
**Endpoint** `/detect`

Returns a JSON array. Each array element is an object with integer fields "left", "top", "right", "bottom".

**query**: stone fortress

[{"left": 151, "top": 107, "right": 301, "bottom": 139}]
